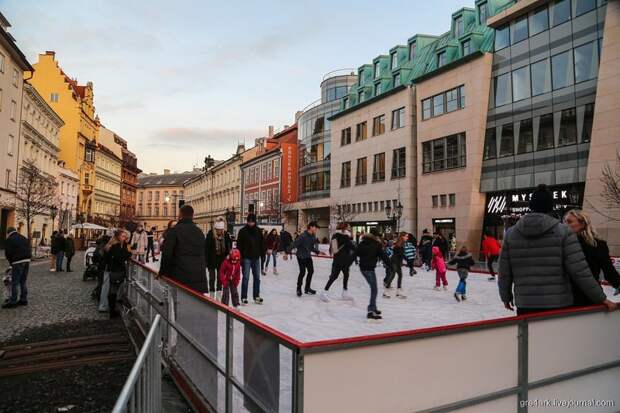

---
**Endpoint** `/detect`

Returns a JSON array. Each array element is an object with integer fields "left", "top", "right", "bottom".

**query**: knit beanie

[{"left": 529, "top": 184, "right": 554, "bottom": 213}]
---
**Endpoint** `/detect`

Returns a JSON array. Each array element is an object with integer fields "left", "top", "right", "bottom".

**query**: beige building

[
  {"left": 94, "top": 126, "right": 123, "bottom": 226},
  {"left": 17, "top": 82, "right": 64, "bottom": 243},
  {"left": 57, "top": 160, "right": 79, "bottom": 232},
  {"left": 330, "top": 87, "right": 416, "bottom": 235},
  {"left": 0, "top": 12, "right": 32, "bottom": 247},
  {"left": 184, "top": 172, "right": 209, "bottom": 231}
]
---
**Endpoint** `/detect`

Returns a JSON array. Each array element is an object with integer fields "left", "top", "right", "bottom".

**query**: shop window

[
  {"left": 512, "top": 66, "right": 531, "bottom": 101},
  {"left": 558, "top": 108, "right": 577, "bottom": 146},
  {"left": 512, "top": 15, "right": 529, "bottom": 44},
  {"left": 531, "top": 59, "right": 551, "bottom": 96},
  {"left": 517, "top": 118, "right": 534, "bottom": 154},
  {"left": 355, "top": 157, "right": 367, "bottom": 185},
  {"left": 537, "top": 113, "right": 555, "bottom": 150},
  {"left": 373, "top": 114, "right": 386, "bottom": 136},
  {"left": 530, "top": 6, "right": 549, "bottom": 35},
  {"left": 391, "top": 147, "right": 406, "bottom": 179},
  {"left": 373, "top": 153, "right": 386, "bottom": 182},
  {"left": 552, "top": 51, "right": 573, "bottom": 90},
  {"left": 494, "top": 73, "right": 512, "bottom": 107},
  {"left": 495, "top": 25, "right": 510, "bottom": 50},
  {"left": 499, "top": 123, "right": 514, "bottom": 157},
  {"left": 552, "top": 0, "right": 571, "bottom": 26},
  {"left": 574, "top": 41, "right": 598, "bottom": 83},
  {"left": 341, "top": 127, "right": 352, "bottom": 146}
]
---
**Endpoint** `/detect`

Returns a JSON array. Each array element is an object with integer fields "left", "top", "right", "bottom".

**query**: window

[
  {"left": 373, "top": 115, "right": 385, "bottom": 136},
  {"left": 0, "top": 89, "right": 3, "bottom": 111},
  {"left": 499, "top": 123, "right": 514, "bottom": 157},
  {"left": 440, "top": 194, "right": 447, "bottom": 207},
  {"left": 479, "top": 2, "right": 488, "bottom": 24},
  {"left": 537, "top": 113, "right": 555, "bottom": 150},
  {"left": 356, "top": 121, "right": 367, "bottom": 141},
  {"left": 409, "top": 42, "right": 417, "bottom": 61},
  {"left": 483, "top": 127, "right": 497, "bottom": 160},
  {"left": 512, "top": 15, "right": 529, "bottom": 44},
  {"left": 437, "top": 51, "right": 447, "bottom": 67},
  {"left": 358, "top": 91, "right": 364, "bottom": 103},
  {"left": 530, "top": 6, "right": 549, "bottom": 35},
  {"left": 50, "top": 93, "right": 59, "bottom": 103},
  {"left": 494, "top": 73, "right": 512, "bottom": 107},
  {"left": 341, "top": 127, "right": 352, "bottom": 146},
  {"left": 374, "top": 61, "right": 381, "bottom": 78},
  {"left": 512, "top": 66, "right": 531, "bottom": 101},
  {"left": 422, "top": 99, "right": 432, "bottom": 120},
  {"left": 0, "top": 52, "right": 4, "bottom": 73},
  {"left": 343, "top": 97, "right": 349, "bottom": 109},
  {"left": 423, "top": 141, "right": 433, "bottom": 173},
  {"left": 446, "top": 88, "right": 459, "bottom": 112},
  {"left": 574, "top": 0, "right": 596, "bottom": 16},
  {"left": 341, "top": 162, "right": 351, "bottom": 187},
  {"left": 551, "top": 51, "right": 573, "bottom": 90},
  {"left": 7, "top": 134, "right": 14, "bottom": 156},
  {"left": 558, "top": 108, "right": 577, "bottom": 146},
  {"left": 454, "top": 16, "right": 464, "bottom": 37},
  {"left": 462, "top": 40, "right": 471, "bottom": 56},
  {"left": 517, "top": 118, "right": 534, "bottom": 154},
  {"left": 422, "top": 133, "right": 467, "bottom": 173},
  {"left": 373, "top": 153, "right": 385, "bottom": 182},
  {"left": 391, "top": 147, "right": 406, "bottom": 179},
  {"left": 6, "top": 169, "right": 12, "bottom": 188},
  {"left": 10, "top": 100, "right": 16, "bottom": 120},
  {"left": 449, "top": 193, "right": 456, "bottom": 207},
  {"left": 581, "top": 103, "right": 594, "bottom": 143},
  {"left": 393, "top": 73, "right": 401, "bottom": 87},
  {"left": 446, "top": 135, "right": 460, "bottom": 169},
  {"left": 355, "top": 157, "right": 367, "bottom": 185},
  {"left": 391, "top": 52, "right": 398, "bottom": 69},
  {"left": 374, "top": 84, "right": 380, "bottom": 96},
  {"left": 531, "top": 59, "right": 551, "bottom": 96},
  {"left": 359, "top": 70, "right": 364, "bottom": 85},
  {"left": 391, "top": 107, "right": 405, "bottom": 129},
  {"left": 12, "top": 69, "right": 19, "bottom": 87},
  {"left": 433, "top": 94, "right": 444, "bottom": 116},
  {"left": 552, "top": 0, "right": 571, "bottom": 26},
  {"left": 495, "top": 25, "right": 510, "bottom": 50},
  {"left": 459, "top": 85, "right": 465, "bottom": 108},
  {"left": 432, "top": 195, "right": 439, "bottom": 208},
  {"left": 574, "top": 41, "right": 598, "bottom": 83}
]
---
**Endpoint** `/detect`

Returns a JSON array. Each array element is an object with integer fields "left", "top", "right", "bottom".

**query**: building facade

[
  {"left": 0, "top": 12, "right": 32, "bottom": 247},
  {"left": 17, "top": 82, "right": 64, "bottom": 244},
  {"left": 115, "top": 134, "right": 141, "bottom": 229},
  {"left": 29, "top": 51, "right": 100, "bottom": 219},
  {"left": 57, "top": 160, "right": 79, "bottom": 232}
]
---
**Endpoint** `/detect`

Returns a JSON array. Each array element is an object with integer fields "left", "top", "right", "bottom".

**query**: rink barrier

[{"left": 124, "top": 259, "right": 620, "bottom": 413}]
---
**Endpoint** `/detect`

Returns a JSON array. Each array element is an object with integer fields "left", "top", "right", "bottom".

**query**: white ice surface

[{"left": 147, "top": 255, "right": 620, "bottom": 343}]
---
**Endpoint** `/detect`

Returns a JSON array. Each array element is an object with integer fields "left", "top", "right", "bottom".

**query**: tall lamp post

[
  {"left": 385, "top": 201, "right": 403, "bottom": 233},
  {"left": 49, "top": 205, "right": 58, "bottom": 233}
]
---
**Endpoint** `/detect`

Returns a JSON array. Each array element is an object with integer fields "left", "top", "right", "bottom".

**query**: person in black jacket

[
  {"left": 205, "top": 217, "right": 232, "bottom": 294},
  {"left": 355, "top": 228, "right": 389, "bottom": 320},
  {"left": 383, "top": 232, "right": 408, "bottom": 299},
  {"left": 280, "top": 229, "right": 293, "bottom": 259},
  {"left": 448, "top": 245, "right": 476, "bottom": 302},
  {"left": 3, "top": 227, "right": 32, "bottom": 308},
  {"left": 418, "top": 229, "right": 433, "bottom": 270},
  {"left": 292, "top": 222, "right": 323, "bottom": 296},
  {"left": 564, "top": 209, "right": 620, "bottom": 305},
  {"left": 102, "top": 230, "right": 132, "bottom": 318},
  {"left": 236, "top": 213, "right": 264, "bottom": 305},
  {"left": 159, "top": 205, "right": 208, "bottom": 293},
  {"left": 320, "top": 223, "right": 355, "bottom": 302},
  {"left": 51, "top": 231, "right": 66, "bottom": 272},
  {"left": 64, "top": 233, "right": 76, "bottom": 272}
]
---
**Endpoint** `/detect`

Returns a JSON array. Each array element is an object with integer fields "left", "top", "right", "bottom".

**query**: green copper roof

[{"left": 339, "top": 0, "right": 513, "bottom": 112}]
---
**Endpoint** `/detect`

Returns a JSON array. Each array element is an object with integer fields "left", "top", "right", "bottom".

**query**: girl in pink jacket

[
  {"left": 219, "top": 249, "right": 241, "bottom": 307},
  {"left": 432, "top": 246, "right": 448, "bottom": 290}
]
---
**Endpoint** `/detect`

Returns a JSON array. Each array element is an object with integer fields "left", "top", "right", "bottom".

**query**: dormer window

[
  {"left": 358, "top": 91, "right": 364, "bottom": 103},
  {"left": 455, "top": 16, "right": 464, "bottom": 37},
  {"left": 393, "top": 73, "right": 401, "bottom": 87},
  {"left": 374, "top": 61, "right": 381, "bottom": 78},
  {"left": 343, "top": 97, "right": 349, "bottom": 109},
  {"left": 462, "top": 39, "right": 471, "bottom": 56},
  {"left": 478, "top": 2, "right": 488, "bottom": 24},
  {"left": 409, "top": 42, "right": 417, "bottom": 61},
  {"left": 391, "top": 52, "right": 398, "bottom": 69},
  {"left": 437, "top": 51, "right": 447, "bottom": 67},
  {"left": 359, "top": 70, "right": 364, "bottom": 85},
  {"left": 374, "top": 84, "right": 380, "bottom": 96}
]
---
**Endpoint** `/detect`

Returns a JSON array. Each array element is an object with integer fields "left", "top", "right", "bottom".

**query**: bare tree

[
  {"left": 330, "top": 201, "right": 358, "bottom": 225},
  {"left": 601, "top": 152, "right": 620, "bottom": 208},
  {"left": 12, "top": 160, "right": 57, "bottom": 241}
]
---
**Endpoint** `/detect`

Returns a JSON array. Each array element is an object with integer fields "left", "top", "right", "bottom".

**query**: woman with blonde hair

[
  {"left": 564, "top": 209, "right": 620, "bottom": 305},
  {"left": 99, "top": 229, "right": 132, "bottom": 317}
]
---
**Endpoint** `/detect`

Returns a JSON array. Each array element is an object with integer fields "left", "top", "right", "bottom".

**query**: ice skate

[
  {"left": 273, "top": 268, "right": 278, "bottom": 275},
  {"left": 319, "top": 291, "right": 330, "bottom": 302},
  {"left": 254, "top": 297, "right": 264, "bottom": 305},
  {"left": 261, "top": 269, "right": 267, "bottom": 276},
  {"left": 442, "top": 285, "right": 448, "bottom": 291},
  {"left": 454, "top": 293, "right": 462, "bottom": 302},
  {"left": 382, "top": 290, "right": 392, "bottom": 298},
  {"left": 433, "top": 286, "right": 441, "bottom": 291},
  {"left": 488, "top": 276, "right": 496, "bottom": 281},
  {"left": 296, "top": 288, "right": 302, "bottom": 297},
  {"left": 396, "top": 289, "right": 407, "bottom": 299},
  {"left": 241, "top": 299, "right": 249, "bottom": 306},
  {"left": 305, "top": 288, "right": 317, "bottom": 295},
  {"left": 461, "top": 294, "right": 467, "bottom": 301},
  {"left": 341, "top": 290, "right": 354, "bottom": 301},
  {"left": 367, "top": 311, "right": 382, "bottom": 320}
]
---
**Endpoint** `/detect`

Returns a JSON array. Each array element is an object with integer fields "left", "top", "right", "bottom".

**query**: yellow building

[{"left": 28, "top": 51, "right": 100, "bottom": 219}]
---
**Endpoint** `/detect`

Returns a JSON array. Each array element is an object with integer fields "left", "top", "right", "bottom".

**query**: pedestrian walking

[
  {"left": 159, "top": 205, "right": 208, "bottom": 293},
  {"left": 432, "top": 246, "right": 448, "bottom": 290},
  {"left": 404, "top": 233, "right": 417, "bottom": 276},
  {"left": 2, "top": 227, "right": 31, "bottom": 308},
  {"left": 146, "top": 227, "right": 157, "bottom": 262},
  {"left": 49, "top": 230, "right": 58, "bottom": 272},
  {"left": 482, "top": 231, "right": 501, "bottom": 281},
  {"left": 219, "top": 249, "right": 241, "bottom": 308},
  {"left": 51, "top": 231, "right": 66, "bottom": 272},
  {"left": 449, "top": 246, "right": 475, "bottom": 302},
  {"left": 320, "top": 223, "right": 355, "bottom": 302},
  {"left": 498, "top": 184, "right": 616, "bottom": 315},
  {"left": 130, "top": 225, "right": 148, "bottom": 264},
  {"left": 260, "top": 229, "right": 268, "bottom": 275},
  {"left": 564, "top": 209, "right": 620, "bottom": 304},
  {"left": 205, "top": 217, "right": 232, "bottom": 294},
  {"left": 355, "top": 228, "right": 389, "bottom": 320},
  {"left": 280, "top": 229, "right": 293, "bottom": 260},
  {"left": 418, "top": 229, "right": 433, "bottom": 270},
  {"left": 383, "top": 232, "right": 408, "bottom": 299},
  {"left": 292, "top": 222, "right": 325, "bottom": 297},
  {"left": 65, "top": 233, "right": 75, "bottom": 272},
  {"left": 101, "top": 229, "right": 132, "bottom": 318},
  {"left": 265, "top": 229, "right": 280, "bottom": 274},
  {"left": 236, "top": 213, "right": 264, "bottom": 305}
]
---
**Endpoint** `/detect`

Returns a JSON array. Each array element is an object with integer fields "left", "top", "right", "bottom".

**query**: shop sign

[{"left": 485, "top": 184, "right": 584, "bottom": 217}]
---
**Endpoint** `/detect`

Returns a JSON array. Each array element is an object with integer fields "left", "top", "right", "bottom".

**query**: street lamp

[
  {"left": 385, "top": 201, "right": 403, "bottom": 233},
  {"left": 49, "top": 205, "right": 58, "bottom": 232}
]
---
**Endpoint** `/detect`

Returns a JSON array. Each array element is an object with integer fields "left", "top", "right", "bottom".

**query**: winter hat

[
  {"left": 246, "top": 213, "right": 257, "bottom": 223},
  {"left": 529, "top": 184, "right": 554, "bottom": 213},
  {"left": 214, "top": 220, "right": 225, "bottom": 230},
  {"left": 229, "top": 248, "right": 240, "bottom": 261}
]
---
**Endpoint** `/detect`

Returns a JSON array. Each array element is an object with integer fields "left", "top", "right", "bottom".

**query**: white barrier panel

[
  {"left": 528, "top": 311, "right": 620, "bottom": 382},
  {"left": 303, "top": 325, "right": 518, "bottom": 413},
  {"left": 452, "top": 395, "right": 518, "bottom": 413}
]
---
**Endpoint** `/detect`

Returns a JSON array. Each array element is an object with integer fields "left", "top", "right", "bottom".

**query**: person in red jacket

[
  {"left": 481, "top": 231, "right": 501, "bottom": 281},
  {"left": 219, "top": 249, "right": 241, "bottom": 308}
]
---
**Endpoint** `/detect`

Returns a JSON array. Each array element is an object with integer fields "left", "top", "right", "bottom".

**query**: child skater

[
  {"left": 219, "top": 249, "right": 241, "bottom": 308},
  {"left": 404, "top": 233, "right": 417, "bottom": 276},
  {"left": 431, "top": 246, "right": 448, "bottom": 291},
  {"left": 448, "top": 245, "right": 475, "bottom": 302}
]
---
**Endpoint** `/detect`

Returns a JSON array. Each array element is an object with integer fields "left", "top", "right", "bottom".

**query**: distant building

[
  {"left": 57, "top": 161, "right": 79, "bottom": 232},
  {"left": 114, "top": 134, "right": 141, "bottom": 229}
]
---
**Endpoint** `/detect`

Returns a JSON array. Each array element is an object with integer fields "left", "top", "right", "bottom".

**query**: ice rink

[{"left": 147, "top": 254, "right": 620, "bottom": 342}]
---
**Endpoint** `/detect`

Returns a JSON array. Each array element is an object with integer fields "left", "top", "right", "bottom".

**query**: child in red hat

[{"left": 219, "top": 249, "right": 241, "bottom": 308}]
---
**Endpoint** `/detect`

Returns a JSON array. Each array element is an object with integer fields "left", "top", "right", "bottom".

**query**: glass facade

[{"left": 482, "top": 0, "right": 605, "bottom": 192}]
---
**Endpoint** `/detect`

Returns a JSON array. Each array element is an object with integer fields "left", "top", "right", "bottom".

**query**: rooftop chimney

[
  {"left": 268, "top": 125, "right": 274, "bottom": 138},
  {"left": 45, "top": 50, "right": 55, "bottom": 57},
  {"left": 163, "top": 169, "right": 171, "bottom": 175}
]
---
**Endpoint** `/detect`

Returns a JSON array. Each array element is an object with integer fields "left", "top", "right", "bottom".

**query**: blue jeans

[
  {"left": 360, "top": 270, "right": 378, "bottom": 313},
  {"left": 241, "top": 258, "right": 261, "bottom": 300},
  {"left": 265, "top": 251, "right": 277, "bottom": 269},
  {"left": 10, "top": 262, "right": 29, "bottom": 304},
  {"left": 456, "top": 268, "right": 468, "bottom": 295},
  {"left": 55, "top": 252, "right": 64, "bottom": 271}
]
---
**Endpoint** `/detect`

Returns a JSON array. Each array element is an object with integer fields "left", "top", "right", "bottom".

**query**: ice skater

[
  {"left": 292, "top": 222, "right": 326, "bottom": 296},
  {"left": 448, "top": 245, "right": 475, "bottom": 302},
  {"left": 418, "top": 229, "right": 433, "bottom": 270},
  {"left": 219, "top": 249, "right": 241, "bottom": 308},
  {"left": 432, "top": 246, "right": 448, "bottom": 290},
  {"left": 264, "top": 229, "right": 280, "bottom": 274},
  {"left": 404, "top": 233, "right": 417, "bottom": 276},
  {"left": 481, "top": 231, "right": 501, "bottom": 281},
  {"left": 383, "top": 232, "right": 408, "bottom": 299},
  {"left": 355, "top": 228, "right": 389, "bottom": 320},
  {"left": 320, "top": 223, "right": 355, "bottom": 302}
]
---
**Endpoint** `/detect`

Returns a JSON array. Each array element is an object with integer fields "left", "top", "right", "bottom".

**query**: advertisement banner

[{"left": 280, "top": 143, "right": 298, "bottom": 204}]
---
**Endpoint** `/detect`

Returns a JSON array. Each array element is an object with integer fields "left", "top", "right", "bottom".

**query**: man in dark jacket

[
  {"left": 51, "top": 231, "right": 65, "bottom": 272},
  {"left": 320, "top": 223, "right": 356, "bottom": 302},
  {"left": 3, "top": 227, "right": 32, "bottom": 308},
  {"left": 205, "top": 218, "right": 232, "bottom": 294},
  {"left": 159, "top": 205, "right": 208, "bottom": 293},
  {"left": 236, "top": 213, "right": 264, "bottom": 305},
  {"left": 279, "top": 229, "right": 293, "bottom": 258},
  {"left": 498, "top": 185, "right": 616, "bottom": 315},
  {"left": 418, "top": 229, "right": 433, "bottom": 270},
  {"left": 64, "top": 233, "right": 76, "bottom": 272},
  {"left": 355, "top": 228, "right": 389, "bottom": 319},
  {"left": 146, "top": 227, "right": 157, "bottom": 263},
  {"left": 292, "top": 222, "right": 323, "bottom": 296}
]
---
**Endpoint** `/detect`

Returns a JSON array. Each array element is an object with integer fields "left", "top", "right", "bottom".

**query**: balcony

[{"left": 82, "top": 184, "right": 93, "bottom": 193}]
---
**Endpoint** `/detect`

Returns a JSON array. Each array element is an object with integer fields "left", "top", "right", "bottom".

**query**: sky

[{"left": 1, "top": 0, "right": 469, "bottom": 173}]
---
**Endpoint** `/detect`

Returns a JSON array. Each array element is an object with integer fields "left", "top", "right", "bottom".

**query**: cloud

[{"left": 140, "top": 126, "right": 265, "bottom": 151}]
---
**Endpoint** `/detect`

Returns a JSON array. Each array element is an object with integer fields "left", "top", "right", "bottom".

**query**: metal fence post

[
  {"left": 517, "top": 319, "right": 529, "bottom": 413},
  {"left": 225, "top": 313, "right": 234, "bottom": 413},
  {"left": 292, "top": 350, "right": 304, "bottom": 413}
]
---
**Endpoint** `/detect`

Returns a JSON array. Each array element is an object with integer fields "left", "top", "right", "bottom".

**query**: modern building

[
  {"left": 289, "top": 72, "right": 357, "bottom": 238},
  {"left": 241, "top": 125, "right": 298, "bottom": 225},
  {"left": 57, "top": 160, "right": 79, "bottom": 232},
  {"left": 28, "top": 51, "right": 100, "bottom": 219},
  {"left": 94, "top": 126, "right": 123, "bottom": 227},
  {"left": 115, "top": 134, "right": 141, "bottom": 229},
  {"left": 135, "top": 169, "right": 201, "bottom": 233},
  {"left": 0, "top": 12, "right": 32, "bottom": 247},
  {"left": 17, "top": 82, "right": 64, "bottom": 244}
]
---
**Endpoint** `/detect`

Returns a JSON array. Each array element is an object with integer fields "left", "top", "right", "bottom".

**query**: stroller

[{"left": 83, "top": 247, "right": 100, "bottom": 281}]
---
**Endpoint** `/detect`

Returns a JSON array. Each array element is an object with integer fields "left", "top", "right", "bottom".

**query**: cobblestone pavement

[{"left": 0, "top": 251, "right": 107, "bottom": 342}]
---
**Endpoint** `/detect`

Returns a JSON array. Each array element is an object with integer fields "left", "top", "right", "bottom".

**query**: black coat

[
  {"left": 331, "top": 231, "right": 355, "bottom": 266},
  {"left": 418, "top": 235, "right": 433, "bottom": 254},
  {"left": 65, "top": 237, "right": 75, "bottom": 257},
  {"left": 573, "top": 237, "right": 620, "bottom": 305},
  {"left": 355, "top": 234, "right": 389, "bottom": 271},
  {"left": 104, "top": 242, "right": 132, "bottom": 273},
  {"left": 51, "top": 235, "right": 65, "bottom": 254},
  {"left": 432, "top": 236, "right": 449, "bottom": 258},
  {"left": 159, "top": 218, "right": 207, "bottom": 292},
  {"left": 236, "top": 225, "right": 264, "bottom": 259},
  {"left": 5, "top": 231, "right": 31, "bottom": 264},
  {"left": 280, "top": 231, "right": 293, "bottom": 252},
  {"left": 205, "top": 230, "right": 232, "bottom": 269},
  {"left": 448, "top": 252, "right": 475, "bottom": 270}
]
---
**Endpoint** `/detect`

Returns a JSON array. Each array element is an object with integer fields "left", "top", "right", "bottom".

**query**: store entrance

[{"left": 432, "top": 218, "right": 455, "bottom": 240}]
